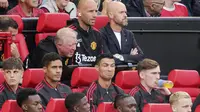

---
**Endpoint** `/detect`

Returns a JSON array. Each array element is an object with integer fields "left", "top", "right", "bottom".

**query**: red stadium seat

[
  {"left": 0, "top": 70, "right": 4, "bottom": 84},
  {"left": 22, "top": 69, "right": 44, "bottom": 88},
  {"left": 35, "top": 33, "right": 56, "bottom": 46},
  {"left": 71, "top": 67, "right": 98, "bottom": 92},
  {"left": 97, "top": 102, "right": 117, "bottom": 112},
  {"left": 46, "top": 98, "right": 68, "bottom": 112},
  {"left": 195, "top": 105, "right": 200, "bottom": 112},
  {"left": 4, "top": 15, "right": 23, "bottom": 33},
  {"left": 143, "top": 103, "right": 172, "bottom": 112},
  {"left": 168, "top": 69, "right": 200, "bottom": 102},
  {"left": 1, "top": 100, "right": 23, "bottom": 112},
  {"left": 14, "top": 34, "right": 29, "bottom": 61},
  {"left": 115, "top": 70, "right": 140, "bottom": 93},
  {"left": 35, "top": 13, "right": 70, "bottom": 46},
  {"left": 93, "top": 15, "right": 109, "bottom": 30}
]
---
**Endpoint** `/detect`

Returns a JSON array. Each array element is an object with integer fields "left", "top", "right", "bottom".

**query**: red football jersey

[{"left": 161, "top": 2, "right": 189, "bottom": 17}]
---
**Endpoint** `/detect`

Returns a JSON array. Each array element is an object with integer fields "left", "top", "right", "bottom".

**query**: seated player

[
  {"left": 65, "top": 92, "right": 90, "bottom": 112},
  {"left": 129, "top": 58, "right": 171, "bottom": 112},
  {"left": 114, "top": 94, "right": 137, "bottom": 112},
  {"left": 170, "top": 91, "right": 192, "bottom": 112},
  {"left": 0, "top": 57, "right": 23, "bottom": 108},
  {"left": 35, "top": 52, "right": 72, "bottom": 107},
  {"left": 16, "top": 88, "right": 43, "bottom": 112},
  {"left": 84, "top": 54, "right": 124, "bottom": 112}
]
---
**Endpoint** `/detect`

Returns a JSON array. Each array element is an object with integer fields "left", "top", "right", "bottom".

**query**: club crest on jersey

[{"left": 91, "top": 41, "right": 97, "bottom": 50}]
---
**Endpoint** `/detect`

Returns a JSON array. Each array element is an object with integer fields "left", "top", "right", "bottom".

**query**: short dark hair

[
  {"left": 0, "top": 16, "right": 18, "bottom": 31},
  {"left": 42, "top": 52, "right": 62, "bottom": 67},
  {"left": 2, "top": 57, "right": 23, "bottom": 70},
  {"left": 65, "top": 92, "right": 85, "bottom": 110},
  {"left": 137, "top": 58, "right": 159, "bottom": 74},
  {"left": 114, "top": 94, "right": 132, "bottom": 109},
  {"left": 16, "top": 88, "right": 38, "bottom": 107},
  {"left": 95, "top": 53, "right": 114, "bottom": 66}
]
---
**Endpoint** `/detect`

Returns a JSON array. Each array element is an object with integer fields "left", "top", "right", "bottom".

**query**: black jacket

[
  {"left": 67, "top": 19, "right": 104, "bottom": 65},
  {"left": 0, "top": 82, "right": 23, "bottom": 108},
  {"left": 35, "top": 80, "right": 72, "bottom": 107},
  {"left": 84, "top": 81, "right": 124, "bottom": 112},
  {"left": 24, "top": 36, "right": 69, "bottom": 68},
  {"left": 129, "top": 84, "right": 170, "bottom": 112},
  {"left": 126, "top": 0, "right": 147, "bottom": 17},
  {"left": 100, "top": 23, "right": 144, "bottom": 65}
]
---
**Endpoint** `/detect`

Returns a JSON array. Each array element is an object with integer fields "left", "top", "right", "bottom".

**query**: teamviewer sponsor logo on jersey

[{"left": 75, "top": 52, "right": 96, "bottom": 64}]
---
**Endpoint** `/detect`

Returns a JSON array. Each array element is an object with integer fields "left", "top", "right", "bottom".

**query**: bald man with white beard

[{"left": 100, "top": 1, "right": 144, "bottom": 65}]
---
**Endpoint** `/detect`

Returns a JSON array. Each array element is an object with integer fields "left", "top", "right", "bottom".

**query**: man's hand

[
  {"left": 130, "top": 48, "right": 138, "bottom": 55},
  {"left": 11, "top": 43, "right": 20, "bottom": 58},
  {"left": 0, "top": 0, "right": 8, "bottom": 8},
  {"left": 155, "top": 87, "right": 171, "bottom": 96}
]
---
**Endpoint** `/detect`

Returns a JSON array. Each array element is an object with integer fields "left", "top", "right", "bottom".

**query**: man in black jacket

[
  {"left": 100, "top": 1, "right": 144, "bottom": 65},
  {"left": 126, "top": 0, "right": 165, "bottom": 17},
  {"left": 68, "top": 0, "right": 105, "bottom": 65},
  {"left": 24, "top": 27, "right": 77, "bottom": 68}
]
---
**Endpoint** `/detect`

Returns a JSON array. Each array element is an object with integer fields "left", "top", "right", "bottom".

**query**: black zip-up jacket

[
  {"left": 35, "top": 80, "right": 72, "bottom": 107},
  {"left": 67, "top": 19, "right": 104, "bottom": 65},
  {"left": 100, "top": 23, "right": 144, "bottom": 65},
  {"left": 129, "top": 84, "right": 170, "bottom": 112},
  {"left": 0, "top": 82, "right": 23, "bottom": 109},
  {"left": 24, "top": 36, "right": 69, "bottom": 68},
  {"left": 84, "top": 81, "right": 124, "bottom": 112}
]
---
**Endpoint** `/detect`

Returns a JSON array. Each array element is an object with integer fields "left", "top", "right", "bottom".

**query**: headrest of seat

[
  {"left": 2, "top": 100, "right": 23, "bottom": 112},
  {"left": 93, "top": 15, "right": 109, "bottom": 30},
  {"left": 115, "top": 70, "right": 140, "bottom": 89},
  {"left": 97, "top": 102, "right": 117, "bottom": 112},
  {"left": 71, "top": 67, "right": 98, "bottom": 87},
  {"left": 143, "top": 103, "right": 172, "bottom": 112},
  {"left": 46, "top": 99, "right": 68, "bottom": 112},
  {"left": 5, "top": 15, "right": 23, "bottom": 33},
  {"left": 168, "top": 69, "right": 199, "bottom": 87},
  {"left": 37, "top": 13, "right": 70, "bottom": 32},
  {"left": 22, "top": 69, "right": 44, "bottom": 88}
]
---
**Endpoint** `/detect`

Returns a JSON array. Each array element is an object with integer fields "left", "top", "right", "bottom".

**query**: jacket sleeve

[
  {"left": 192, "top": 94, "right": 200, "bottom": 112},
  {"left": 83, "top": 88, "right": 98, "bottom": 112},
  {"left": 100, "top": 31, "right": 111, "bottom": 54},
  {"left": 0, "top": 94, "right": 5, "bottom": 109},
  {"left": 126, "top": 0, "right": 146, "bottom": 17},
  {"left": 122, "top": 32, "right": 144, "bottom": 64}
]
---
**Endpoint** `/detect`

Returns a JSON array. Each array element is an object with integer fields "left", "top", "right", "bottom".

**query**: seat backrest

[
  {"left": 195, "top": 105, "right": 200, "bottom": 112},
  {"left": 37, "top": 13, "right": 70, "bottom": 33},
  {"left": 168, "top": 69, "right": 199, "bottom": 87},
  {"left": 115, "top": 70, "right": 140, "bottom": 93},
  {"left": 143, "top": 103, "right": 172, "bottom": 112},
  {"left": 46, "top": 98, "right": 68, "bottom": 112},
  {"left": 93, "top": 15, "right": 109, "bottom": 30},
  {"left": 71, "top": 67, "right": 98, "bottom": 92},
  {"left": 14, "top": 34, "right": 29, "bottom": 61},
  {"left": 168, "top": 69, "right": 200, "bottom": 100},
  {"left": 5, "top": 15, "right": 23, "bottom": 33},
  {"left": 22, "top": 69, "right": 44, "bottom": 88},
  {"left": 97, "top": 102, "right": 117, "bottom": 112},
  {"left": 2, "top": 100, "right": 23, "bottom": 112},
  {"left": 35, "top": 33, "right": 56, "bottom": 46},
  {"left": 0, "top": 70, "right": 4, "bottom": 84}
]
